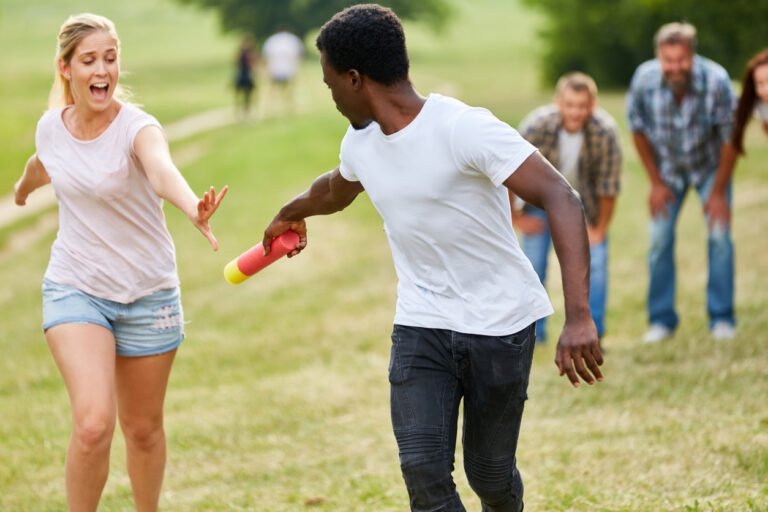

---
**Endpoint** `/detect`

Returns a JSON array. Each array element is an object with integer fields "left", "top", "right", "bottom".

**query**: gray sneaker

[
  {"left": 711, "top": 321, "right": 736, "bottom": 341},
  {"left": 643, "top": 324, "right": 672, "bottom": 343}
]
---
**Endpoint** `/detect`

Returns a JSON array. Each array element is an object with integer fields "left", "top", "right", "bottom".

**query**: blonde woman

[{"left": 13, "top": 13, "right": 227, "bottom": 511}]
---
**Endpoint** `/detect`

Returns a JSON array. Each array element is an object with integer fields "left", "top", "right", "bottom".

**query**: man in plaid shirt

[
  {"left": 513, "top": 72, "right": 622, "bottom": 344},
  {"left": 627, "top": 22, "right": 736, "bottom": 343}
]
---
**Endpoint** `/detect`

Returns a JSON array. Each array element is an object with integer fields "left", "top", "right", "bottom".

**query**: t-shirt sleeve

[
  {"left": 126, "top": 107, "right": 163, "bottom": 152},
  {"left": 34, "top": 110, "right": 55, "bottom": 172},
  {"left": 451, "top": 107, "right": 537, "bottom": 187},
  {"left": 338, "top": 126, "right": 360, "bottom": 182}
]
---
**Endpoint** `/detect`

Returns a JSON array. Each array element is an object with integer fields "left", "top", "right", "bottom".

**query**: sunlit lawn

[{"left": 1, "top": 0, "right": 767, "bottom": 510}]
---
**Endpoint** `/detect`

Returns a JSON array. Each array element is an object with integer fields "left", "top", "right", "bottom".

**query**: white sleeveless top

[{"left": 35, "top": 103, "right": 179, "bottom": 303}]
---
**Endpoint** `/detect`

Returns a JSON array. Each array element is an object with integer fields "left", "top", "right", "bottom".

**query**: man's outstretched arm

[
  {"left": 504, "top": 151, "right": 604, "bottom": 387},
  {"left": 262, "top": 168, "right": 364, "bottom": 256}
]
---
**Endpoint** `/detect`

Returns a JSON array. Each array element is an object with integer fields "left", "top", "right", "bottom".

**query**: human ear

[
  {"left": 58, "top": 58, "right": 71, "bottom": 81},
  {"left": 349, "top": 69, "right": 362, "bottom": 90}
]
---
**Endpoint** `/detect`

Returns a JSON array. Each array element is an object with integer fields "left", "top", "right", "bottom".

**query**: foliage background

[
  {"left": 1, "top": 0, "right": 767, "bottom": 510},
  {"left": 524, "top": 0, "right": 768, "bottom": 87},
  {"left": 176, "top": 0, "right": 452, "bottom": 42}
]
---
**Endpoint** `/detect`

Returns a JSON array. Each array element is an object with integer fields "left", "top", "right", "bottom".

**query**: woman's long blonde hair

[{"left": 49, "top": 13, "right": 131, "bottom": 108}]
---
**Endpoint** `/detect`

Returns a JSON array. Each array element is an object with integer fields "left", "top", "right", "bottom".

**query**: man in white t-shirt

[
  {"left": 512, "top": 72, "right": 622, "bottom": 344},
  {"left": 261, "top": 5, "right": 603, "bottom": 511},
  {"left": 262, "top": 30, "right": 304, "bottom": 111}
]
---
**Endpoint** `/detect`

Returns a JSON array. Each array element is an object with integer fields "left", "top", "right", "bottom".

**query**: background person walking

[
  {"left": 234, "top": 34, "right": 258, "bottom": 117},
  {"left": 262, "top": 30, "right": 304, "bottom": 114}
]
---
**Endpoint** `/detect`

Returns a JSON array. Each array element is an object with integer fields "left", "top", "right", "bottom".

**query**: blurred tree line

[
  {"left": 177, "top": 0, "right": 451, "bottom": 44},
  {"left": 524, "top": 0, "right": 768, "bottom": 88}
]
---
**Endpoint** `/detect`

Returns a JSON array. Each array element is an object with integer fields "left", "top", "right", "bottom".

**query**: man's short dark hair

[{"left": 316, "top": 4, "right": 409, "bottom": 86}]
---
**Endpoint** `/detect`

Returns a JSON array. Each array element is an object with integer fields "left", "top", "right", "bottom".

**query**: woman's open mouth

[{"left": 90, "top": 82, "right": 110, "bottom": 101}]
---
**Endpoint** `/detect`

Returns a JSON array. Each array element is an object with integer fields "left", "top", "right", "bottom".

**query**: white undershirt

[{"left": 557, "top": 128, "right": 584, "bottom": 186}]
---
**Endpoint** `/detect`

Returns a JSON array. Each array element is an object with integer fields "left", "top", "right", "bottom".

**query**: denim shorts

[{"left": 42, "top": 279, "right": 184, "bottom": 357}]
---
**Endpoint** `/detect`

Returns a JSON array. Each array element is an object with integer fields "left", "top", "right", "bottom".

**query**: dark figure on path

[{"left": 234, "top": 35, "right": 258, "bottom": 116}]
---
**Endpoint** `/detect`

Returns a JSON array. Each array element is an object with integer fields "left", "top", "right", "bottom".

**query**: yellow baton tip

[{"left": 223, "top": 260, "right": 248, "bottom": 284}]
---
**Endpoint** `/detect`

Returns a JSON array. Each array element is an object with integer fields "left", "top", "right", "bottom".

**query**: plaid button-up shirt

[
  {"left": 627, "top": 55, "right": 735, "bottom": 192},
  {"left": 519, "top": 105, "right": 622, "bottom": 225}
]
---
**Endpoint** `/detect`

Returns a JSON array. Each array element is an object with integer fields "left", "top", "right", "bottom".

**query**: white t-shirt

[
  {"left": 557, "top": 128, "right": 584, "bottom": 186},
  {"left": 339, "top": 93, "right": 553, "bottom": 335},
  {"left": 35, "top": 103, "right": 179, "bottom": 303},
  {"left": 262, "top": 31, "right": 303, "bottom": 80}
]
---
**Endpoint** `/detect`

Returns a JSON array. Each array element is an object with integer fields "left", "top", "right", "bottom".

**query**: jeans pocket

[
  {"left": 495, "top": 329, "right": 530, "bottom": 353},
  {"left": 482, "top": 326, "right": 535, "bottom": 395},
  {"left": 388, "top": 327, "right": 405, "bottom": 384},
  {"left": 389, "top": 325, "right": 422, "bottom": 385}
]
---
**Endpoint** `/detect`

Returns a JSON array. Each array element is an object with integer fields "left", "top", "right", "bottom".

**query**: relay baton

[{"left": 223, "top": 230, "right": 300, "bottom": 284}]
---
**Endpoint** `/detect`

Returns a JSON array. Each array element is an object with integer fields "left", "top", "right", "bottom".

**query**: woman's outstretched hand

[{"left": 193, "top": 185, "right": 228, "bottom": 251}]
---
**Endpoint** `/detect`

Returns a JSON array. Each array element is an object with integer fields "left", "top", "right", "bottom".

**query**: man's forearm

[
  {"left": 591, "top": 196, "right": 616, "bottom": 234},
  {"left": 504, "top": 152, "right": 591, "bottom": 321},
  {"left": 632, "top": 132, "right": 663, "bottom": 184},
  {"left": 710, "top": 143, "right": 737, "bottom": 196},
  {"left": 545, "top": 185, "right": 591, "bottom": 321}
]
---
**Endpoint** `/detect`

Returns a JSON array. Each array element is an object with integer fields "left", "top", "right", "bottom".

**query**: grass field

[{"left": 1, "top": 0, "right": 767, "bottom": 510}]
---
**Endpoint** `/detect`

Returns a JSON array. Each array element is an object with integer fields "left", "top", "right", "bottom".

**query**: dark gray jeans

[{"left": 389, "top": 323, "right": 535, "bottom": 512}]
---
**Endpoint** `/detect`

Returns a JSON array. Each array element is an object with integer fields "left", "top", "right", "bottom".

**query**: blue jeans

[
  {"left": 520, "top": 207, "right": 608, "bottom": 341},
  {"left": 389, "top": 323, "right": 535, "bottom": 512},
  {"left": 647, "top": 174, "right": 735, "bottom": 330}
]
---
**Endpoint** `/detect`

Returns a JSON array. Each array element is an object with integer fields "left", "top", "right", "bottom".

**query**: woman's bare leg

[
  {"left": 116, "top": 350, "right": 177, "bottom": 512},
  {"left": 46, "top": 323, "right": 117, "bottom": 512}
]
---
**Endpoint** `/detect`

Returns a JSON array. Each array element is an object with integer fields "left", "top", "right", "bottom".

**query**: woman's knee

[
  {"left": 72, "top": 413, "right": 115, "bottom": 453},
  {"left": 120, "top": 416, "right": 164, "bottom": 451}
]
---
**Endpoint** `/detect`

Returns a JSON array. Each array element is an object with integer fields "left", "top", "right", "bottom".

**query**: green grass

[{"left": 2, "top": 0, "right": 768, "bottom": 510}]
